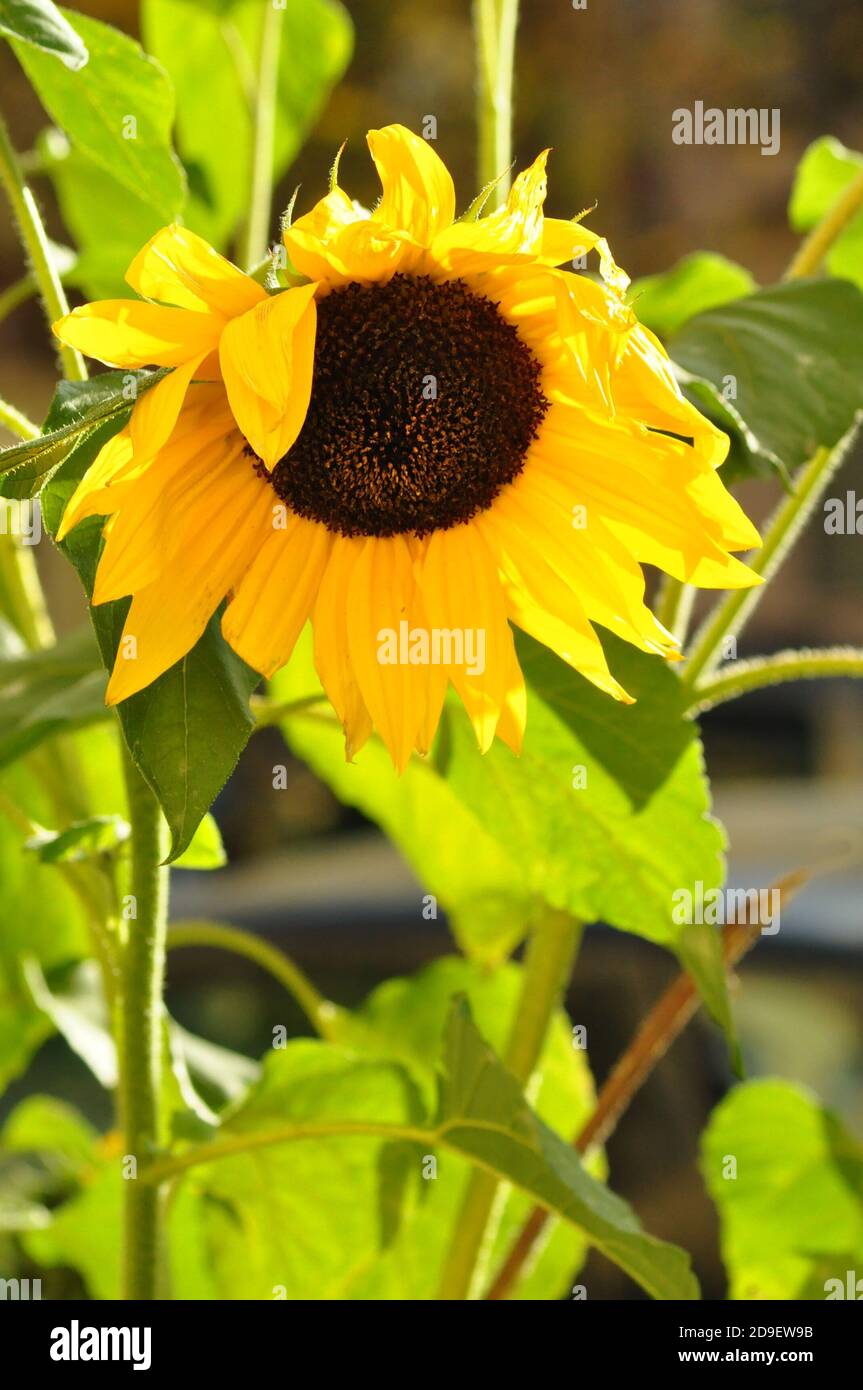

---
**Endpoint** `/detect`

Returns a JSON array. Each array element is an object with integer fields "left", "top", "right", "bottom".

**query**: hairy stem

[
  {"left": 118, "top": 750, "right": 170, "bottom": 1300},
  {"left": 683, "top": 428, "right": 859, "bottom": 690},
  {"left": 686, "top": 647, "right": 863, "bottom": 714},
  {"left": 0, "top": 112, "right": 86, "bottom": 382},
  {"left": 436, "top": 911, "right": 582, "bottom": 1300},
  {"left": 473, "top": 0, "right": 520, "bottom": 207},
  {"left": 167, "top": 919, "right": 340, "bottom": 1039},
  {"left": 239, "top": 0, "right": 283, "bottom": 269}
]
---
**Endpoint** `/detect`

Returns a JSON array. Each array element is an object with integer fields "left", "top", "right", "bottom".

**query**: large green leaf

[
  {"left": 671, "top": 279, "right": 863, "bottom": 480},
  {"left": 629, "top": 252, "right": 755, "bottom": 338},
  {"left": 702, "top": 1079, "right": 863, "bottom": 1299},
  {"left": 143, "top": 0, "right": 352, "bottom": 252},
  {"left": 275, "top": 627, "right": 728, "bottom": 994},
  {"left": 38, "top": 128, "right": 167, "bottom": 300},
  {"left": 789, "top": 136, "right": 863, "bottom": 291},
  {"left": 0, "top": 0, "right": 86, "bottom": 68},
  {"left": 330, "top": 956, "right": 601, "bottom": 1301},
  {"left": 185, "top": 997, "right": 697, "bottom": 1300},
  {"left": 13, "top": 9, "right": 185, "bottom": 219}
]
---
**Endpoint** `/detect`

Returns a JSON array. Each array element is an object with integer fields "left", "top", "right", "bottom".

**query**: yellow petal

[
  {"left": 313, "top": 536, "right": 373, "bottom": 760},
  {"left": 222, "top": 514, "right": 332, "bottom": 677},
  {"left": 345, "top": 535, "right": 424, "bottom": 772},
  {"left": 128, "top": 353, "right": 205, "bottom": 464},
  {"left": 367, "top": 124, "right": 456, "bottom": 244},
  {"left": 53, "top": 300, "right": 222, "bottom": 368},
  {"left": 219, "top": 283, "right": 317, "bottom": 469},
  {"left": 126, "top": 224, "right": 266, "bottom": 318},
  {"left": 418, "top": 523, "right": 516, "bottom": 753},
  {"left": 104, "top": 455, "right": 271, "bottom": 703},
  {"left": 57, "top": 429, "right": 135, "bottom": 539}
]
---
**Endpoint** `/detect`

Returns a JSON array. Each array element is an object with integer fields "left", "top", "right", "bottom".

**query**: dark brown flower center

[{"left": 252, "top": 274, "right": 548, "bottom": 538}]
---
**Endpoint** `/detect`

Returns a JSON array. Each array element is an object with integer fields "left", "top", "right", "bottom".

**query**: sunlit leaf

[{"left": 702, "top": 1079, "right": 863, "bottom": 1299}]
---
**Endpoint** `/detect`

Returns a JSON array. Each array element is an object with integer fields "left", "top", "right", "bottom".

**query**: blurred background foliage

[{"left": 0, "top": 0, "right": 862, "bottom": 1299}]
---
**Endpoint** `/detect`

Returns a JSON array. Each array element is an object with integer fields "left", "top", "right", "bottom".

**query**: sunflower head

[{"left": 53, "top": 124, "right": 761, "bottom": 771}]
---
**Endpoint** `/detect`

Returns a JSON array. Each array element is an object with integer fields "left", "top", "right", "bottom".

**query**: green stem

[
  {"left": 251, "top": 690, "right": 329, "bottom": 727},
  {"left": 473, "top": 0, "right": 520, "bottom": 208},
  {"left": 0, "top": 112, "right": 86, "bottom": 382},
  {"left": 239, "top": 0, "right": 283, "bottom": 269},
  {"left": 142, "top": 1120, "right": 429, "bottom": 1186},
  {"left": 785, "top": 168, "right": 863, "bottom": 280},
  {"left": 0, "top": 273, "right": 37, "bottom": 326},
  {"left": 166, "top": 919, "right": 339, "bottom": 1039},
  {"left": 436, "top": 910, "right": 583, "bottom": 1300},
  {"left": 0, "top": 395, "right": 39, "bottom": 440},
  {"left": 682, "top": 429, "right": 859, "bottom": 690},
  {"left": 0, "top": 529, "right": 53, "bottom": 649},
  {"left": 655, "top": 575, "right": 696, "bottom": 645},
  {"left": 685, "top": 647, "right": 863, "bottom": 714},
  {"left": 118, "top": 749, "right": 170, "bottom": 1301}
]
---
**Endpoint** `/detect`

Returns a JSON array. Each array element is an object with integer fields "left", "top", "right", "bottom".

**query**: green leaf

[
  {"left": 0, "top": 761, "right": 89, "bottom": 1095},
  {"left": 191, "top": 1041, "right": 425, "bottom": 1299},
  {"left": 37, "top": 417, "right": 260, "bottom": 862},
  {"left": 629, "top": 252, "right": 755, "bottom": 337},
  {"left": 434, "top": 1000, "right": 698, "bottom": 1300},
  {"left": 13, "top": 8, "right": 185, "bottom": 219},
  {"left": 187, "top": 995, "right": 697, "bottom": 1300},
  {"left": 789, "top": 136, "right": 863, "bottom": 290},
  {"left": 0, "top": 369, "right": 163, "bottom": 500},
  {"left": 23, "top": 1160, "right": 215, "bottom": 1299},
  {"left": 25, "top": 813, "right": 129, "bottom": 863},
  {"left": 331, "top": 956, "right": 601, "bottom": 1301},
  {"left": 2, "top": 1095, "right": 98, "bottom": 1175},
  {"left": 22, "top": 958, "right": 117, "bottom": 1088},
  {"left": 173, "top": 812, "right": 226, "bottom": 870},
  {"left": 37, "top": 128, "right": 166, "bottom": 300},
  {"left": 0, "top": 0, "right": 86, "bottom": 69},
  {"left": 701, "top": 1079, "right": 863, "bottom": 1299},
  {"left": 671, "top": 279, "right": 863, "bottom": 480},
  {"left": 0, "top": 624, "right": 108, "bottom": 770},
  {"left": 441, "top": 633, "right": 726, "bottom": 950},
  {"left": 273, "top": 633, "right": 536, "bottom": 963},
  {"left": 143, "top": 0, "right": 352, "bottom": 251}
]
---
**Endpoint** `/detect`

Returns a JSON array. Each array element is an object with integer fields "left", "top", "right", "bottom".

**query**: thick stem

[
  {"left": 784, "top": 168, "right": 863, "bottom": 281},
  {"left": 0, "top": 112, "right": 86, "bottom": 382},
  {"left": 239, "top": 0, "right": 283, "bottom": 269},
  {"left": 436, "top": 910, "right": 582, "bottom": 1300},
  {"left": 118, "top": 750, "right": 170, "bottom": 1301},
  {"left": 473, "top": 0, "right": 520, "bottom": 208},
  {"left": 682, "top": 431, "right": 858, "bottom": 690},
  {"left": 167, "top": 919, "right": 339, "bottom": 1039},
  {"left": 685, "top": 646, "right": 863, "bottom": 714}
]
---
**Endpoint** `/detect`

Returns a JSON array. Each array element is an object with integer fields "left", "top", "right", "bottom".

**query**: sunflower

[{"left": 53, "top": 125, "right": 760, "bottom": 771}]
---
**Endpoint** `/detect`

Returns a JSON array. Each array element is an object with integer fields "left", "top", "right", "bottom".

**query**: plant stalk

[
  {"left": 167, "top": 919, "right": 340, "bottom": 1039},
  {"left": 0, "top": 111, "right": 86, "bottom": 382},
  {"left": 473, "top": 0, "right": 520, "bottom": 207},
  {"left": 784, "top": 167, "right": 863, "bottom": 280},
  {"left": 685, "top": 646, "right": 863, "bottom": 713},
  {"left": 682, "top": 428, "right": 859, "bottom": 690},
  {"left": 118, "top": 749, "right": 170, "bottom": 1300},
  {"left": 239, "top": 0, "right": 284, "bottom": 269}
]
